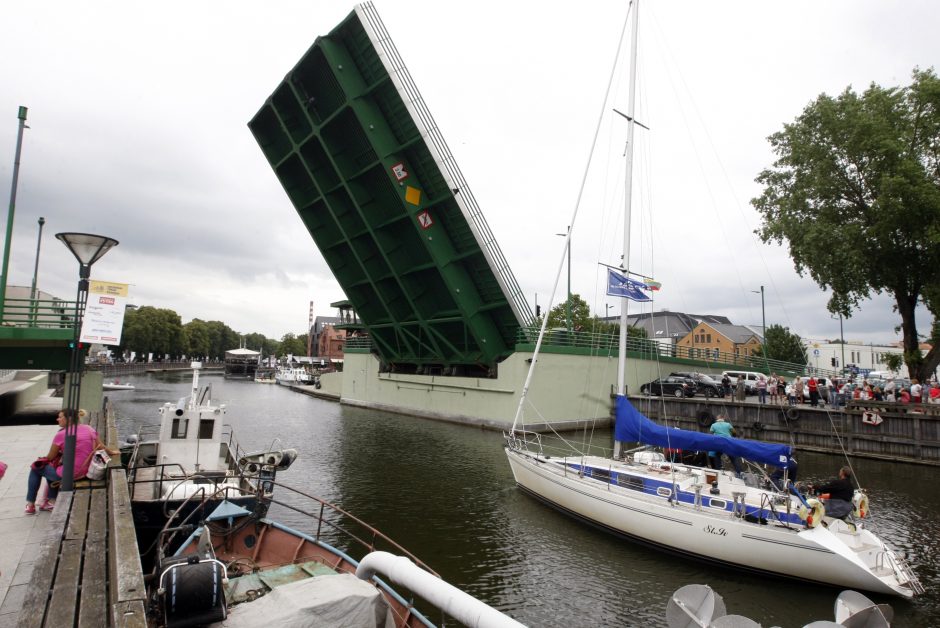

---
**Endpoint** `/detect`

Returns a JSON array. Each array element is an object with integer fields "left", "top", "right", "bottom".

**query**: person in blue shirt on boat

[{"left": 707, "top": 415, "right": 742, "bottom": 475}]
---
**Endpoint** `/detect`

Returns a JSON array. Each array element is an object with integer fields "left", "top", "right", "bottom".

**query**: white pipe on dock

[{"left": 355, "top": 551, "right": 526, "bottom": 628}]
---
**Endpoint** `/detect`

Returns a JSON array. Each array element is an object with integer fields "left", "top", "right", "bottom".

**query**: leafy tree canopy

[
  {"left": 546, "top": 294, "right": 592, "bottom": 331},
  {"left": 754, "top": 324, "right": 807, "bottom": 365},
  {"left": 753, "top": 68, "right": 940, "bottom": 381}
]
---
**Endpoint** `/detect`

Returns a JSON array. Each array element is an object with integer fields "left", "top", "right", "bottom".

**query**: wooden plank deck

[{"left": 18, "top": 403, "right": 147, "bottom": 627}]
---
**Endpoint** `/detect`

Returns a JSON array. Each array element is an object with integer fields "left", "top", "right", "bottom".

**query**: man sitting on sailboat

[{"left": 807, "top": 466, "right": 856, "bottom": 519}]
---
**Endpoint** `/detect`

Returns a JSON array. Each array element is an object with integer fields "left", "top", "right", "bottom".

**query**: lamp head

[{"left": 56, "top": 233, "right": 118, "bottom": 267}]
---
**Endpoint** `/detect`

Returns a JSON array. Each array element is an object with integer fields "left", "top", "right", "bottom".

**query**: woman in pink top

[{"left": 24, "top": 409, "right": 116, "bottom": 515}]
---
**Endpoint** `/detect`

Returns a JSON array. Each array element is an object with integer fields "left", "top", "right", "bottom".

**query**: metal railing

[
  {"left": 512, "top": 326, "right": 831, "bottom": 378},
  {"left": 335, "top": 327, "right": 828, "bottom": 378},
  {"left": 0, "top": 297, "right": 76, "bottom": 328}
]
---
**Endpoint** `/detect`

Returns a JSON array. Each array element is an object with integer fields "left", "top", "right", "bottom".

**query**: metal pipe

[
  {"left": 356, "top": 551, "right": 526, "bottom": 628},
  {"left": 0, "top": 106, "right": 29, "bottom": 321}
]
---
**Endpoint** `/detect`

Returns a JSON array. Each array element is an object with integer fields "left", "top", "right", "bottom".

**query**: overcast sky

[{"left": 0, "top": 1, "right": 934, "bottom": 346}]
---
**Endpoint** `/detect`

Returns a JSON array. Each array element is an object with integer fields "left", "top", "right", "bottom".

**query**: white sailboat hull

[{"left": 505, "top": 447, "right": 916, "bottom": 598}]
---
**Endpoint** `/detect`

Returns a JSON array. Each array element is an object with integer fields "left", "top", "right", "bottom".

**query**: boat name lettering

[{"left": 704, "top": 525, "right": 727, "bottom": 537}]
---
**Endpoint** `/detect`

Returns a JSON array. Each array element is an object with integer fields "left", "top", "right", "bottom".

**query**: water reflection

[{"left": 110, "top": 372, "right": 939, "bottom": 626}]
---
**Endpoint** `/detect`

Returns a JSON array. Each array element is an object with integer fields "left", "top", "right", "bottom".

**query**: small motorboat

[{"left": 103, "top": 380, "right": 135, "bottom": 391}]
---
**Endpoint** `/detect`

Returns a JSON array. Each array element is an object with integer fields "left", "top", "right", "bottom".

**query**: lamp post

[
  {"left": 831, "top": 313, "right": 845, "bottom": 374},
  {"left": 751, "top": 285, "right": 767, "bottom": 372},
  {"left": 605, "top": 303, "right": 613, "bottom": 320},
  {"left": 0, "top": 106, "right": 29, "bottom": 321},
  {"left": 556, "top": 226, "right": 571, "bottom": 332},
  {"left": 29, "top": 216, "right": 45, "bottom": 325},
  {"left": 57, "top": 232, "right": 118, "bottom": 491}
]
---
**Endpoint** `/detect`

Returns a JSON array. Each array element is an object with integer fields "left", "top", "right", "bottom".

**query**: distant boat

[
  {"left": 275, "top": 366, "right": 313, "bottom": 386},
  {"left": 103, "top": 380, "right": 135, "bottom": 391}
]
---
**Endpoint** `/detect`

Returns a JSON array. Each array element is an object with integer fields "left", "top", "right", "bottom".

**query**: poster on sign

[{"left": 80, "top": 280, "right": 129, "bottom": 345}]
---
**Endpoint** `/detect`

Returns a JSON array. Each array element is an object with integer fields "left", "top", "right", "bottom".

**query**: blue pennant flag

[{"left": 607, "top": 268, "right": 652, "bottom": 302}]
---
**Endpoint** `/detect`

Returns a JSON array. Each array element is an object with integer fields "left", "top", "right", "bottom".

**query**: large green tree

[
  {"left": 754, "top": 324, "right": 807, "bottom": 365},
  {"left": 119, "top": 306, "right": 185, "bottom": 359},
  {"left": 753, "top": 68, "right": 940, "bottom": 382},
  {"left": 546, "top": 294, "right": 592, "bottom": 331}
]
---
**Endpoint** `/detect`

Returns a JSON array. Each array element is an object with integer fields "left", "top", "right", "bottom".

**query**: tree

[
  {"left": 754, "top": 324, "right": 808, "bottom": 366},
  {"left": 546, "top": 294, "right": 592, "bottom": 331},
  {"left": 278, "top": 332, "right": 307, "bottom": 357},
  {"left": 183, "top": 319, "right": 211, "bottom": 359},
  {"left": 118, "top": 306, "right": 184, "bottom": 359},
  {"left": 753, "top": 68, "right": 940, "bottom": 382}
]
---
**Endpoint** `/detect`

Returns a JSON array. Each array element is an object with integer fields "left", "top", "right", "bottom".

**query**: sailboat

[{"left": 503, "top": 0, "right": 922, "bottom": 599}]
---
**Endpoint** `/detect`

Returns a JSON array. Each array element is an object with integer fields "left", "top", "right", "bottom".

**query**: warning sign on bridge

[{"left": 417, "top": 210, "right": 433, "bottom": 230}]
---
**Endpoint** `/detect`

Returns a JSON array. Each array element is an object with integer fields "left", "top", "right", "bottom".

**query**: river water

[{"left": 108, "top": 371, "right": 939, "bottom": 627}]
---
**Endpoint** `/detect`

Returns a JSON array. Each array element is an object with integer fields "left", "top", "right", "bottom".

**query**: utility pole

[
  {"left": 0, "top": 106, "right": 29, "bottom": 321},
  {"left": 29, "top": 216, "right": 44, "bottom": 325},
  {"left": 556, "top": 226, "right": 571, "bottom": 332}
]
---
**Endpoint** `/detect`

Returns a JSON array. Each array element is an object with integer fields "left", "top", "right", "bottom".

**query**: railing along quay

[{"left": 636, "top": 396, "right": 940, "bottom": 466}]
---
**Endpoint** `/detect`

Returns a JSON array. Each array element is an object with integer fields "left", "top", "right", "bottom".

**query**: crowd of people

[{"left": 745, "top": 373, "right": 940, "bottom": 408}]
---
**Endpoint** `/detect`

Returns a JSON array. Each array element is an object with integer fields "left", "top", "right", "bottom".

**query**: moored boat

[
  {"left": 503, "top": 0, "right": 922, "bottom": 600},
  {"left": 124, "top": 362, "right": 297, "bottom": 563},
  {"left": 149, "top": 486, "right": 524, "bottom": 627},
  {"left": 274, "top": 365, "right": 313, "bottom": 386}
]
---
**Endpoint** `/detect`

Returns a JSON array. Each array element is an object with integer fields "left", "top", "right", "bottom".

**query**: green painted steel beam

[{"left": 250, "top": 4, "right": 531, "bottom": 370}]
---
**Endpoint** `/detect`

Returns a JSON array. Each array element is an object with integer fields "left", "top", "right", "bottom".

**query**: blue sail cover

[{"left": 615, "top": 397, "right": 794, "bottom": 468}]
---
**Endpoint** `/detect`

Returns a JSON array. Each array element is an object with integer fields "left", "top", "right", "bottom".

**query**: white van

[{"left": 722, "top": 370, "right": 766, "bottom": 394}]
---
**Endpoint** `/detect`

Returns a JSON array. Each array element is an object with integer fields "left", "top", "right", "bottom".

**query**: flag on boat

[
  {"left": 606, "top": 269, "right": 652, "bottom": 302},
  {"left": 643, "top": 279, "right": 661, "bottom": 291}
]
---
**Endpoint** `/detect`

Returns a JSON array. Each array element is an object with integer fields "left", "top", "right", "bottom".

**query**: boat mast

[
  {"left": 614, "top": 0, "right": 640, "bottom": 458},
  {"left": 616, "top": 0, "right": 640, "bottom": 396}
]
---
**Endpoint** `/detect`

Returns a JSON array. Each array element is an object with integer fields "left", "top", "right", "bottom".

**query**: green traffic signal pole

[{"left": 0, "top": 106, "right": 29, "bottom": 321}]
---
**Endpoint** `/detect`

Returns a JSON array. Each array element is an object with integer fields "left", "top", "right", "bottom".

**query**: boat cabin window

[
  {"left": 617, "top": 474, "right": 644, "bottom": 492},
  {"left": 171, "top": 418, "right": 188, "bottom": 439},
  {"left": 199, "top": 419, "right": 215, "bottom": 439},
  {"left": 591, "top": 468, "right": 611, "bottom": 483},
  {"left": 709, "top": 498, "right": 727, "bottom": 510},
  {"left": 656, "top": 487, "right": 672, "bottom": 498}
]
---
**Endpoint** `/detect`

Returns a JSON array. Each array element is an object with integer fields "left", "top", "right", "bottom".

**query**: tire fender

[
  {"left": 696, "top": 411, "right": 715, "bottom": 428},
  {"left": 785, "top": 407, "right": 800, "bottom": 422}
]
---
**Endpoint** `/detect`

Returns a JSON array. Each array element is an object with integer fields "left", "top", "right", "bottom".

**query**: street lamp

[
  {"left": 556, "top": 226, "right": 571, "bottom": 332},
  {"left": 751, "top": 285, "right": 767, "bottom": 372},
  {"left": 830, "top": 313, "right": 845, "bottom": 374},
  {"left": 29, "top": 216, "right": 45, "bottom": 325},
  {"left": 0, "top": 106, "right": 29, "bottom": 321},
  {"left": 56, "top": 232, "right": 118, "bottom": 491},
  {"left": 605, "top": 303, "right": 613, "bottom": 320}
]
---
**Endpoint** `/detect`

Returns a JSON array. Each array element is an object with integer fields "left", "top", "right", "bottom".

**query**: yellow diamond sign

[{"left": 405, "top": 185, "right": 422, "bottom": 206}]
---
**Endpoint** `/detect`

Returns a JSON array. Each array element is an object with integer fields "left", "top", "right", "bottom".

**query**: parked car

[
  {"left": 670, "top": 372, "right": 722, "bottom": 398},
  {"left": 722, "top": 370, "right": 766, "bottom": 395},
  {"left": 640, "top": 376, "right": 697, "bottom": 398}
]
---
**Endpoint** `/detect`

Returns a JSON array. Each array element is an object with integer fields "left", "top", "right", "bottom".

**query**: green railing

[
  {"left": 0, "top": 297, "right": 76, "bottom": 328},
  {"left": 338, "top": 328, "right": 830, "bottom": 378},
  {"left": 512, "top": 326, "right": 831, "bottom": 378}
]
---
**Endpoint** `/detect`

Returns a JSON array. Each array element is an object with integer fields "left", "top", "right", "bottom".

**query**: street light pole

[
  {"left": 0, "top": 106, "right": 29, "bottom": 321},
  {"left": 751, "top": 285, "right": 768, "bottom": 372},
  {"left": 57, "top": 232, "right": 118, "bottom": 492},
  {"left": 29, "top": 216, "right": 45, "bottom": 325},
  {"left": 556, "top": 226, "right": 571, "bottom": 332}
]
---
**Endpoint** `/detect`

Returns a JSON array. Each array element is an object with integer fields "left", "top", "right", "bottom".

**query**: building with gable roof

[{"left": 677, "top": 321, "right": 762, "bottom": 361}]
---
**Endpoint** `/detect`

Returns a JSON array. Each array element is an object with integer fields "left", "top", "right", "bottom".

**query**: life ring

[
  {"left": 752, "top": 421, "right": 764, "bottom": 432},
  {"left": 696, "top": 411, "right": 715, "bottom": 428},
  {"left": 785, "top": 407, "right": 800, "bottom": 422},
  {"left": 853, "top": 491, "right": 869, "bottom": 519},
  {"left": 799, "top": 498, "right": 826, "bottom": 528}
]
